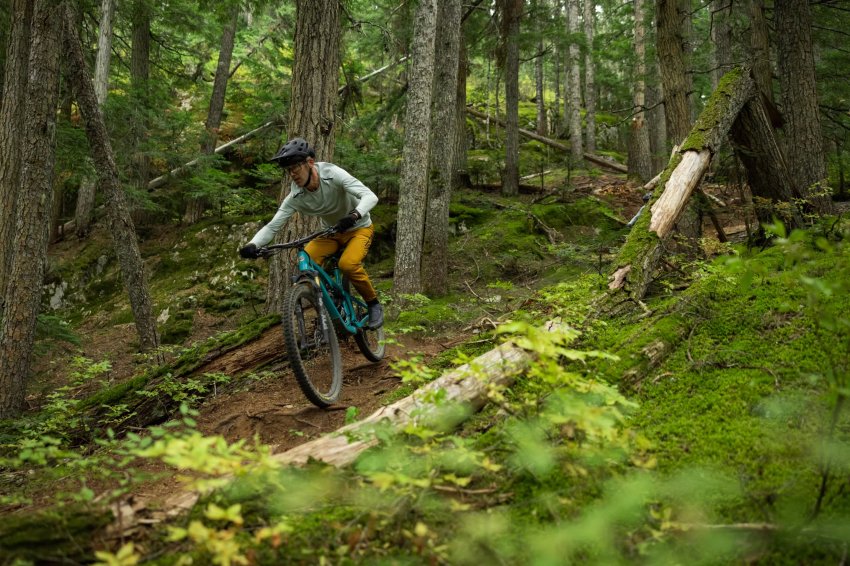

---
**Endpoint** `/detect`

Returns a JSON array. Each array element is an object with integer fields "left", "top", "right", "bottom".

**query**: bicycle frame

[
  {"left": 261, "top": 227, "right": 373, "bottom": 335},
  {"left": 293, "top": 248, "right": 369, "bottom": 336}
]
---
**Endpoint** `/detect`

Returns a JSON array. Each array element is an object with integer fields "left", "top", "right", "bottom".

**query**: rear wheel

[
  {"left": 282, "top": 282, "right": 342, "bottom": 407},
  {"left": 343, "top": 278, "right": 385, "bottom": 362}
]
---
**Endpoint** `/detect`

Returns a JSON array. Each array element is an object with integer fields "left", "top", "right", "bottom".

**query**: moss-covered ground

[{"left": 5, "top": 168, "right": 850, "bottom": 564}]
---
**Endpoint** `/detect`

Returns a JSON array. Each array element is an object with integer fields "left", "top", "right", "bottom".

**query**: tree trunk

[
  {"left": 63, "top": 4, "right": 160, "bottom": 353},
  {"left": 0, "top": 0, "right": 61, "bottom": 418},
  {"left": 657, "top": 0, "right": 691, "bottom": 146},
  {"left": 710, "top": 0, "right": 733, "bottom": 91},
  {"left": 729, "top": 92, "right": 804, "bottom": 232},
  {"left": 583, "top": 0, "right": 596, "bottom": 153},
  {"left": 266, "top": 0, "right": 341, "bottom": 314},
  {"left": 453, "top": 34, "right": 469, "bottom": 190},
  {"left": 129, "top": 0, "right": 151, "bottom": 220},
  {"left": 647, "top": 60, "right": 668, "bottom": 174},
  {"left": 501, "top": 0, "right": 521, "bottom": 196},
  {"left": 748, "top": 0, "right": 772, "bottom": 105},
  {"left": 628, "top": 0, "right": 653, "bottom": 182},
  {"left": 534, "top": 0, "right": 547, "bottom": 137},
  {"left": 0, "top": 0, "right": 33, "bottom": 322},
  {"left": 775, "top": 0, "right": 832, "bottom": 214},
  {"left": 184, "top": 6, "right": 239, "bottom": 225},
  {"left": 567, "top": 0, "right": 583, "bottom": 163},
  {"left": 74, "top": 0, "right": 114, "bottom": 239},
  {"left": 393, "top": 0, "right": 437, "bottom": 295},
  {"left": 657, "top": 0, "right": 701, "bottom": 241},
  {"left": 553, "top": 45, "right": 561, "bottom": 135},
  {"left": 606, "top": 68, "right": 758, "bottom": 308},
  {"left": 423, "top": 0, "right": 461, "bottom": 298}
]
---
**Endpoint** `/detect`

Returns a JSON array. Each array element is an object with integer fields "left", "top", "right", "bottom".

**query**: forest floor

[{"left": 9, "top": 171, "right": 765, "bottom": 553}]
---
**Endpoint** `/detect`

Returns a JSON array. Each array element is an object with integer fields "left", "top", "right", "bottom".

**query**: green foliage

[{"left": 34, "top": 314, "right": 80, "bottom": 355}]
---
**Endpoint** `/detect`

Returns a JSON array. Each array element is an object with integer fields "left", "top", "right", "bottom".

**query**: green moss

[
  {"left": 681, "top": 66, "right": 744, "bottom": 152},
  {"left": 0, "top": 504, "right": 112, "bottom": 561},
  {"left": 160, "top": 310, "right": 195, "bottom": 344}
]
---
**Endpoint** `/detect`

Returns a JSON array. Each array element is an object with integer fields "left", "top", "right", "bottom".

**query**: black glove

[
  {"left": 239, "top": 243, "right": 259, "bottom": 259},
  {"left": 334, "top": 211, "right": 360, "bottom": 233}
]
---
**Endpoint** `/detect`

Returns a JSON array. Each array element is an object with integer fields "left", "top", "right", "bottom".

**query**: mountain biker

[{"left": 239, "top": 137, "right": 383, "bottom": 329}]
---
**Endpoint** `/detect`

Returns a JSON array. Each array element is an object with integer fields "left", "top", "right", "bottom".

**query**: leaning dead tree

[{"left": 605, "top": 67, "right": 804, "bottom": 312}]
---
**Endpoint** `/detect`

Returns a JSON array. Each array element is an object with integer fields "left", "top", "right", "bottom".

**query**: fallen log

[
  {"left": 110, "top": 320, "right": 565, "bottom": 531},
  {"left": 71, "top": 316, "right": 284, "bottom": 443},
  {"left": 147, "top": 120, "right": 280, "bottom": 191},
  {"left": 466, "top": 106, "right": 628, "bottom": 174},
  {"left": 275, "top": 324, "right": 553, "bottom": 466}
]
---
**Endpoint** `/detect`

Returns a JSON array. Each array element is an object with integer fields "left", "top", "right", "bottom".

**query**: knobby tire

[
  {"left": 343, "top": 278, "right": 385, "bottom": 362},
  {"left": 282, "top": 282, "right": 342, "bottom": 407}
]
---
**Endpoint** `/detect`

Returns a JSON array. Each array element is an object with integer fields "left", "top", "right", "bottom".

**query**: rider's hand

[
  {"left": 239, "top": 243, "right": 259, "bottom": 259},
  {"left": 334, "top": 211, "right": 360, "bottom": 233}
]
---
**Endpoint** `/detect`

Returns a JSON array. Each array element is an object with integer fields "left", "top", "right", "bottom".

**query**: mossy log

[
  {"left": 465, "top": 107, "right": 629, "bottom": 174},
  {"left": 0, "top": 504, "right": 113, "bottom": 562},
  {"left": 71, "top": 316, "right": 283, "bottom": 442},
  {"left": 274, "top": 323, "right": 559, "bottom": 466},
  {"left": 603, "top": 67, "right": 758, "bottom": 311}
]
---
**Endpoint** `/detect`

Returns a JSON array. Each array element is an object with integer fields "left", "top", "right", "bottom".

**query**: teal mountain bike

[{"left": 258, "top": 227, "right": 385, "bottom": 408}]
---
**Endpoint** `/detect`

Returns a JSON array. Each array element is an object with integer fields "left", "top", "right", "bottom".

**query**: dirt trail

[{"left": 194, "top": 335, "right": 437, "bottom": 452}]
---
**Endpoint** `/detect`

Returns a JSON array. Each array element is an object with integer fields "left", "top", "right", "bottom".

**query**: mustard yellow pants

[{"left": 305, "top": 225, "right": 378, "bottom": 303}]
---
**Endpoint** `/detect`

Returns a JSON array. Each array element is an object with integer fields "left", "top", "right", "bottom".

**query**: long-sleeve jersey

[{"left": 249, "top": 162, "right": 378, "bottom": 247}]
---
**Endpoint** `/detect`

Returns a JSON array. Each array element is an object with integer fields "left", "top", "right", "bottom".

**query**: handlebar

[{"left": 256, "top": 226, "right": 337, "bottom": 258}]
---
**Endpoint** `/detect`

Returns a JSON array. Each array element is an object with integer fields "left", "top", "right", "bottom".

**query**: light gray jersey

[{"left": 250, "top": 162, "right": 378, "bottom": 247}]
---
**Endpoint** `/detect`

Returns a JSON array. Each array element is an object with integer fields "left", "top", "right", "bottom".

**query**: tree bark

[
  {"left": 466, "top": 107, "right": 628, "bottom": 173},
  {"left": 729, "top": 92, "right": 804, "bottom": 231},
  {"left": 63, "top": 3, "right": 160, "bottom": 353},
  {"left": 453, "top": 34, "right": 469, "bottom": 190},
  {"left": 0, "top": 0, "right": 61, "bottom": 418},
  {"left": 658, "top": 0, "right": 701, "bottom": 241},
  {"left": 184, "top": 6, "right": 240, "bottom": 225},
  {"left": 534, "top": 0, "right": 547, "bottom": 137},
  {"left": 775, "top": 0, "right": 832, "bottom": 214},
  {"left": 657, "top": 0, "right": 691, "bottom": 146},
  {"left": 628, "top": 0, "right": 653, "bottom": 182},
  {"left": 0, "top": 0, "right": 33, "bottom": 322},
  {"left": 583, "top": 0, "right": 596, "bottom": 153},
  {"left": 710, "top": 0, "right": 733, "bottom": 91},
  {"left": 74, "top": 0, "right": 114, "bottom": 239},
  {"left": 647, "top": 60, "right": 668, "bottom": 174},
  {"left": 748, "top": 0, "right": 772, "bottom": 105},
  {"left": 423, "top": 0, "right": 461, "bottom": 297},
  {"left": 130, "top": 0, "right": 152, "bottom": 194},
  {"left": 500, "top": 0, "right": 521, "bottom": 196},
  {"left": 566, "top": 0, "right": 583, "bottom": 163},
  {"left": 393, "top": 0, "right": 437, "bottom": 295},
  {"left": 266, "top": 0, "right": 341, "bottom": 314},
  {"left": 606, "top": 68, "right": 757, "bottom": 307}
]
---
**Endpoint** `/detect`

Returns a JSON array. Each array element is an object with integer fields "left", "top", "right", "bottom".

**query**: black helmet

[{"left": 270, "top": 137, "right": 315, "bottom": 168}]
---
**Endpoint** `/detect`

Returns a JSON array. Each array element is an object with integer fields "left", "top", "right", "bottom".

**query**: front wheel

[{"left": 282, "top": 282, "right": 343, "bottom": 407}]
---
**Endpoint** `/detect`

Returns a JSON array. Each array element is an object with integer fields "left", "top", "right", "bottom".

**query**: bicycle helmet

[{"left": 270, "top": 137, "right": 315, "bottom": 168}]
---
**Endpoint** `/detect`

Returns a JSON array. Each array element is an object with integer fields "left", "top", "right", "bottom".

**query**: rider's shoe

[{"left": 368, "top": 302, "right": 384, "bottom": 329}]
